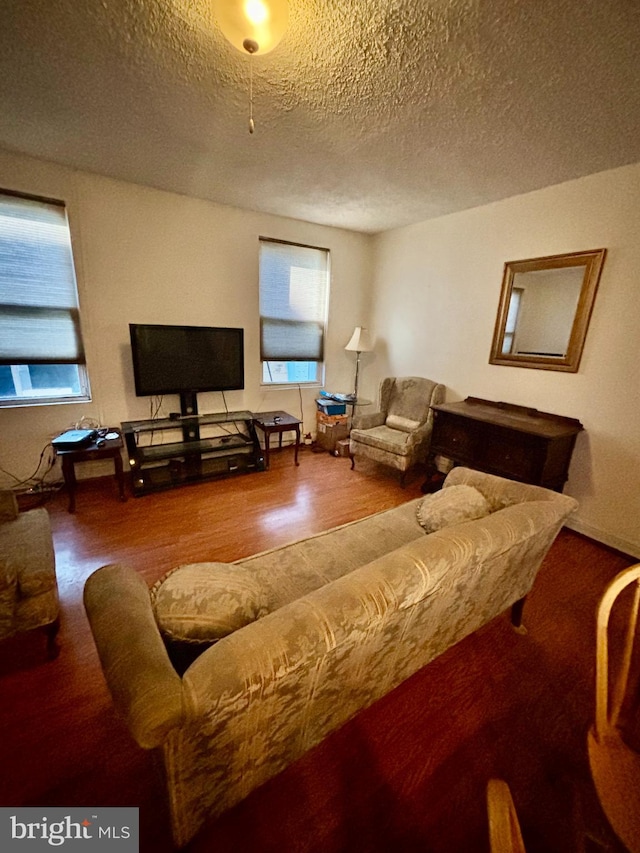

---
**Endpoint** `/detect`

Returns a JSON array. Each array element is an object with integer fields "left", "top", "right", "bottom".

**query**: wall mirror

[{"left": 489, "top": 248, "right": 607, "bottom": 372}]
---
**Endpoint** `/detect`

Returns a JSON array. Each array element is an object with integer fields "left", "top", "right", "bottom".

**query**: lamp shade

[
  {"left": 214, "top": 0, "right": 289, "bottom": 54},
  {"left": 345, "top": 326, "right": 373, "bottom": 353}
]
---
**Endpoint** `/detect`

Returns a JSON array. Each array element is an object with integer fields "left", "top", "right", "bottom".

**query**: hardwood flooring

[{"left": 0, "top": 448, "right": 635, "bottom": 852}]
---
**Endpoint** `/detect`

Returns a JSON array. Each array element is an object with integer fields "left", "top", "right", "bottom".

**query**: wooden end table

[
  {"left": 252, "top": 411, "right": 301, "bottom": 469},
  {"left": 54, "top": 429, "right": 127, "bottom": 512}
]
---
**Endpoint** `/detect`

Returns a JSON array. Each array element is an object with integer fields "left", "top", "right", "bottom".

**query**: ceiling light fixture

[{"left": 214, "top": 0, "right": 289, "bottom": 134}]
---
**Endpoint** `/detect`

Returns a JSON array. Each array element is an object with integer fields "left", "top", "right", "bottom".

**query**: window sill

[
  {"left": 260, "top": 382, "right": 323, "bottom": 391},
  {"left": 0, "top": 394, "right": 92, "bottom": 409}
]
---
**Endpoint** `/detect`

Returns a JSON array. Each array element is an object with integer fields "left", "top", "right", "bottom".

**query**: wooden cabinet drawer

[
  {"left": 431, "top": 414, "right": 474, "bottom": 458},
  {"left": 481, "top": 433, "right": 538, "bottom": 481}
]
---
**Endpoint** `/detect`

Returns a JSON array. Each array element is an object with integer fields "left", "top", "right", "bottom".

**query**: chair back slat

[
  {"left": 487, "top": 779, "right": 527, "bottom": 853},
  {"left": 595, "top": 564, "right": 640, "bottom": 738}
]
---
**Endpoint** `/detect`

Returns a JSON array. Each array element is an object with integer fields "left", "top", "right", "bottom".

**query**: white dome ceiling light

[{"left": 213, "top": 0, "right": 289, "bottom": 133}]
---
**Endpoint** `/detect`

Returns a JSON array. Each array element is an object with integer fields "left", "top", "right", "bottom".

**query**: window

[
  {"left": 501, "top": 286, "right": 523, "bottom": 355},
  {"left": 0, "top": 191, "right": 90, "bottom": 406},
  {"left": 259, "top": 238, "right": 329, "bottom": 385}
]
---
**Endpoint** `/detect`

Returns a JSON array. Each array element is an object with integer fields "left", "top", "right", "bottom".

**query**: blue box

[{"left": 316, "top": 398, "right": 347, "bottom": 416}]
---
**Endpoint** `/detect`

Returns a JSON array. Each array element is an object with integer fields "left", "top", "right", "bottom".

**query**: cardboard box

[
  {"left": 316, "top": 410, "right": 348, "bottom": 426},
  {"left": 335, "top": 438, "right": 351, "bottom": 457},
  {"left": 315, "top": 421, "right": 349, "bottom": 453}
]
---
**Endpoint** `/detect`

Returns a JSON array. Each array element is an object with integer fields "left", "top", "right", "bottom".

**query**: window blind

[
  {"left": 0, "top": 192, "right": 85, "bottom": 365},
  {"left": 259, "top": 239, "right": 329, "bottom": 362}
]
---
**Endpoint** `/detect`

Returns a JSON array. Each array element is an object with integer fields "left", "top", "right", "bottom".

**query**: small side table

[
  {"left": 347, "top": 397, "right": 372, "bottom": 419},
  {"left": 252, "top": 411, "right": 301, "bottom": 469},
  {"left": 54, "top": 429, "right": 127, "bottom": 512}
]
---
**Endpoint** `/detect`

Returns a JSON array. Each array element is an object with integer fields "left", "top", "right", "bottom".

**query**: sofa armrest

[
  {"left": 0, "top": 490, "right": 19, "bottom": 522},
  {"left": 405, "top": 421, "right": 432, "bottom": 449},
  {"left": 7, "top": 508, "right": 57, "bottom": 597},
  {"left": 351, "top": 411, "right": 385, "bottom": 431},
  {"left": 84, "top": 563, "right": 184, "bottom": 749},
  {"left": 444, "top": 467, "right": 579, "bottom": 514}
]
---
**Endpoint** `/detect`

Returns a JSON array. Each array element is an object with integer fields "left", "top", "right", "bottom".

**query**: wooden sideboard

[{"left": 428, "top": 396, "right": 583, "bottom": 492}]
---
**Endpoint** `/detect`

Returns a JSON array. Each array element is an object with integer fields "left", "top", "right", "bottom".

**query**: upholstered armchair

[
  {"left": 0, "top": 490, "right": 60, "bottom": 658},
  {"left": 349, "top": 376, "right": 445, "bottom": 484}
]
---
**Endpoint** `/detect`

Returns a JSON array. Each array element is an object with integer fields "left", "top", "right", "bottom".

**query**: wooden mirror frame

[{"left": 489, "top": 248, "right": 607, "bottom": 372}]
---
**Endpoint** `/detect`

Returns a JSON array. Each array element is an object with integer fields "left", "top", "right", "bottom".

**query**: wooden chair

[
  {"left": 587, "top": 562, "right": 640, "bottom": 853},
  {"left": 487, "top": 779, "right": 526, "bottom": 853}
]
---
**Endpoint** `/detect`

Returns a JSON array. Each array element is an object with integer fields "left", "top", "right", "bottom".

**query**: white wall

[
  {"left": 2, "top": 148, "right": 638, "bottom": 557},
  {"left": 369, "top": 161, "right": 640, "bottom": 557},
  {"left": 0, "top": 149, "right": 372, "bottom": 484}
]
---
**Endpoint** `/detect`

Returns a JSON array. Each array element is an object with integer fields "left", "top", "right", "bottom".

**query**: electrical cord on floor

[
  {"left": 297, "top": 383, "right": 305, "bottom": 434},
  {"left": 1, "top": 442, "right": 62, "bottom": 499}
]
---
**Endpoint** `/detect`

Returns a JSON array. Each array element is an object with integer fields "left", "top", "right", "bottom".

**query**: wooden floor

[{"left": 0, "top": 448, "right": 635, "bottom": 852}]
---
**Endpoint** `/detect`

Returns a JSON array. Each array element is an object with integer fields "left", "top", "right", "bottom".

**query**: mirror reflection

[{"left": 490, "top": 249, "right": 606, "bottom": 372}]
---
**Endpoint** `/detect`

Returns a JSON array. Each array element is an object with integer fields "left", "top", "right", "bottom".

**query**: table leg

[
  {"left": 294, "top": 426, "right": 300, "bottom": 466},
  {"left": 61, "top": 457, "right": 77, "bottom": 513},
  {"left": 114, "top": 452, "right": 127, "bottom": 502},
  {"left": 264, "top": 431, "right": 271, "bottom": 470}
]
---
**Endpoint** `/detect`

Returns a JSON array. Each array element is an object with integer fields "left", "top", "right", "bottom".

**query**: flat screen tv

[{"left": 129, "top": 324, "right": 244, "bottom": 406}]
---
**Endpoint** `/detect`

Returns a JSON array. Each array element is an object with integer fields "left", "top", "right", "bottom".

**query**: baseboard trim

[{"left": 565, "top": 518, "right": 640, "bottom": 560}]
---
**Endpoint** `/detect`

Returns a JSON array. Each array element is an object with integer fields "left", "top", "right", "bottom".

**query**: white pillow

[
  {"left": 386, "top": 414, "right": 420, "bottom": 433},
  {"left": 416, "top": 484, "right": 491, "bottom": 533}
]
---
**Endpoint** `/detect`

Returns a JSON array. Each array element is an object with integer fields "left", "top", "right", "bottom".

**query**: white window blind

[
  {"left": 0, "top": 192, "right": 85, "bottom": 365},
  {"left": 0, "top": 191, "right": 90, "bottom": 406},
  {"left": 259, "top": 239, "right": 329, "bottom": 362}
]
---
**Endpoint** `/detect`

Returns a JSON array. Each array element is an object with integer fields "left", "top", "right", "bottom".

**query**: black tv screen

[{"left": 129, "top": 323, "right": 244, "bottom": 396}]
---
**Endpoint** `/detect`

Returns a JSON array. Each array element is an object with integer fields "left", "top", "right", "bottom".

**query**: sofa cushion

[
  {"left": 350, "top": 424, "right": 413, "bottom": 457},
  {"left": 416, "top": 484, "right": 491, "bottom": 533},
  {"left": 238, "top": 498, "right": 425, "bottom": 611},
  {"left": 151, "top": 563, "right": 269, "bottom": 643}
]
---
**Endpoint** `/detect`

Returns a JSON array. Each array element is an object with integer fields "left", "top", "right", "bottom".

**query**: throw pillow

[
  {"left": 385, "top": 414, "right": 421, "bottom": 433},
  {"left": 151, "top": 562, "right": 269, "bottom": 644},
  {"left": 416, "top": 484, "right": 491, "bottom": 534}
]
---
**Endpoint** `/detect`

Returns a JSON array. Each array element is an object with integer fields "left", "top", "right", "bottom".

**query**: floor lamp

[{"left": 345, "top": 327, "right": 373, "bottom": 400}]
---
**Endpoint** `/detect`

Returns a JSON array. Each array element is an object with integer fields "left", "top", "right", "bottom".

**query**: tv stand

[
  {"left": 121, "top": 410, "right": 265, "bottom": 496},
  {"left": 179, "top": 390, "right": 199, "bottom": 418}
]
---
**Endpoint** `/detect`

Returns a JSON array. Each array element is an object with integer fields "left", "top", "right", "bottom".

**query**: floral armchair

[
  {"left": 349, "top": 376, "right": 445, "bottom": 484},
  {"left": 0, "top": 490, "right": 59, "bottom": 658}
]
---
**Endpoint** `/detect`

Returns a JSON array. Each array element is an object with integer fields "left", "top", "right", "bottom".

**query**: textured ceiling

[{"left": 1, "top": 0, "right": 639, "bottom": 233}]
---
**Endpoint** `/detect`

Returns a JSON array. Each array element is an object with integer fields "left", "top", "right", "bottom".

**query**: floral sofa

[
  {"left": 0, "top": 490, "right": 59, "bottom": 657},
  {"left": 84, "top": 468, "right": 577, "bottom": 847}
]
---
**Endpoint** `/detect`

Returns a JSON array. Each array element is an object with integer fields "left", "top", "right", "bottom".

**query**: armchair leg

[
  {"left": 421, "top": 457, "right": 446, "bottom": 493},
  {"left": 43, "top": 616, "right": 60, "bottom": 660},
  {"left": 350, "top": 455, "right": 355, "bottom": 470}
]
